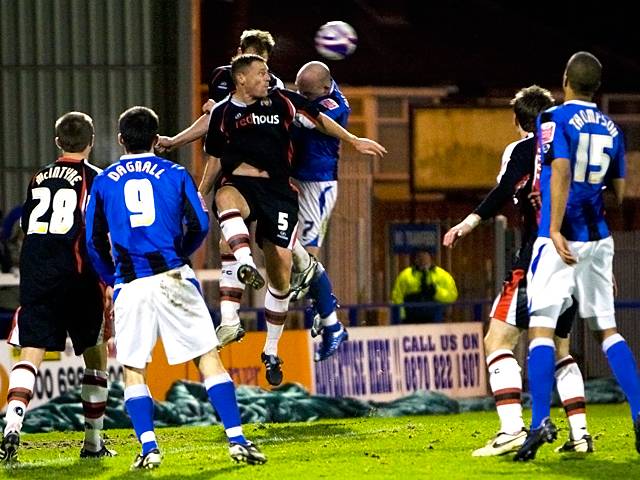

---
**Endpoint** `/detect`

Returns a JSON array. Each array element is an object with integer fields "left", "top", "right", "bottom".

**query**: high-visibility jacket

[{"left": 391, "top": 265, "right": 458, "bottom": 321}]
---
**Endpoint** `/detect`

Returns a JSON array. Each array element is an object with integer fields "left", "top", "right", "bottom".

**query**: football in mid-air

[{"left": 314, "top": 21, "right": 358, "bottom": 60}]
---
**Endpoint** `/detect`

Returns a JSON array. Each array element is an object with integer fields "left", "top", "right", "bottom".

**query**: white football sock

[
  {"left": 486, "top": 349, "right": 525, "bottom": 434},
  {"left": 219, "top": 253, "right": 244, "bottom": 326},
  {"left": 555, "top": 355, "right": 589, "bottom": 440},
  {"left": 263, "top": 285, "right": 290, "bottom": 356},
  {"left": 4, "top": 361, "right": 37, "bottom": 435}
]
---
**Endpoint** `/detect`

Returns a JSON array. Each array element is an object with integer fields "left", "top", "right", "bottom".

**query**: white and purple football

[{"left": 314, "top": 21, "right": 358, "bottom": 61}]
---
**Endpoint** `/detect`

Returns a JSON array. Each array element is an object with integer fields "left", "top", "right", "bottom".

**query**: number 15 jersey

[{"left": 536, "top": 100, "right": 626, "bottom": 241}]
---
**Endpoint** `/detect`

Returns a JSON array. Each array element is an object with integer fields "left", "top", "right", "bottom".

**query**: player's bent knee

[
  {"left": 82, "top": 343, "right": 108, "bottom": 370},
  {"left": 194, "top": 348, "right": 228, "bottom": 377},
  {"left": 484, "top": 319, "right": 520, "bottom": 354},
  {"left": 528, "top": 326, "right": 556, "bottom": 341},
  {"left": 123, "top": 366, "right": 147, "bottom": 386},
  {"left": 215, "top": 187, "right": 249, "bottom": 217},
  {"left": 553, "top": 336, "right": 571, "bottom": 358},
  {"left": 219, "top": 238, "right": 233, "bottom": 253},
  {"left": 592, "top": 326, "right": 618, "bottom": 344}
]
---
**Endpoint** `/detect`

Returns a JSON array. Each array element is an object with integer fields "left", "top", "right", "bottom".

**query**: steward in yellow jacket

[{"left": 391, "top": 250, "right": 458, "bottom": 323}]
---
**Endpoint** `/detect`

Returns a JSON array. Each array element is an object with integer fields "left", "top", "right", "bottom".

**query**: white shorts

[
  {"left": 297, "top": 180, "right": 338, "bottom": 248},
  {"left": 527, "top": 236, "right": 616, "bottom": 331},
  {"left": 113, "top": 264, "right": 218, "bottom": 369}
]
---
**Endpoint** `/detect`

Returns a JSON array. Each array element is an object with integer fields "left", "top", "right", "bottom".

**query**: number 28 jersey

[
  {"left": 536, "top": 100, "right": 626, "bottom": 241},
  {"left": 20, "top": 157, "right": 101, "bottom": 303}
]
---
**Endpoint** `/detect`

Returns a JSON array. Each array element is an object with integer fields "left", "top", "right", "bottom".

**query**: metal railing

[{"left": 2, "top": 299, "right": 640, "bottom": 381}]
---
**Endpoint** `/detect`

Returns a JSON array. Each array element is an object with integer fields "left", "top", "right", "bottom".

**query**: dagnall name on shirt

[{"left": 107, "top": 161, "right": 165, "bottom": 182}]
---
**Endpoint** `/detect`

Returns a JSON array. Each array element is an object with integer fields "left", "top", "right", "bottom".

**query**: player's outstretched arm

[
  {"left": 350, "top": 137, "right": 387, "bottom": 157},
  {"left": 316, "top": 112, "right": 387, "bottom": 157},
  {"left": 445, "top": 153, "right": 531, "bottom": 249},
  {"left": 156, "top": 113, "right": 211, "bottom": 153},
  {"left": 443, "top": 214, "right": 481, "bottom": 248}
]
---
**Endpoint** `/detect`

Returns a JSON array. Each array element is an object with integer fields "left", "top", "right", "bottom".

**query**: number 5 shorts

[
  {"left": 113, "top": 264, "right": 218, "bottom": 369},
  {"left": 216, "top": 174, "right": 299, "bottom": 249}
]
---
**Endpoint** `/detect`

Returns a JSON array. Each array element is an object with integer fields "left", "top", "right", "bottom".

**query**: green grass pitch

[{"left": 2, "top": 403, "right": 639, "bottom": 479}]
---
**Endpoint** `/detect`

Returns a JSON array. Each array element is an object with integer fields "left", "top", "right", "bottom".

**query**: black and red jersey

[
  {"left": 205, "top": 88, "right": 320, "bottom": 183},
  {"left": 473, "top": 135, "right": 538, "bottom": 268},
  {"left": 208, "top": 65, "right": 284, "bottom": 103},
  {"left": 19, "top": 157, "right": 101, "bottom": 304}
]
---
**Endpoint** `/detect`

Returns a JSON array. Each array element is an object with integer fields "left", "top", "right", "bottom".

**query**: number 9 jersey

[
  {"left": 536, "top": 100, "right": 626, "bottom": 241},
  {"left": 19, "top": 156, "right": 103, "bottom": 305},
  {"left": 85, "top": 153, "right": 209, "bottom": 287}
]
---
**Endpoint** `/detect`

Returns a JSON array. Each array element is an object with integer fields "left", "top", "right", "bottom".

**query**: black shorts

[
  {"left": 555, "top": 301, "right": 577, "bottom": 339},
  {"left": 11, "top": 275, "right": 107, "bottom": 355},
  {"left": 216, "top": 175, "right": 299, "bottom": 249}
]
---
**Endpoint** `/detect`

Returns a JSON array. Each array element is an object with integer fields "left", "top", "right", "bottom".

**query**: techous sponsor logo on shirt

[{"left": 235, "top": 113, "right": 280, "bottom": 128}]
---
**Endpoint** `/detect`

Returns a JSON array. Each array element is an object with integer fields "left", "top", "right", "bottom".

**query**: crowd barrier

[
  {"left": 3, "top": 299, "right": 640, "bottom": 413},
  {"left": 0, "top": 305, "right": 487, "bottom": 411}
]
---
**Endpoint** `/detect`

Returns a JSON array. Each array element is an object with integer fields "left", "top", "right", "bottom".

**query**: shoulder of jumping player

[
  {"left": 208, "top": 96, "right": 234, "bottom": 124},
  {"left": 269, "top": 72, "right": 284, "bottom": 90},
  {"left": 508, "top": 136, "right": 536, "bottom": 177},
  {"left": 209, "top": 65, "right": 233, "bottom": 102},
  {"left": 271, "top": 88, "right": 311, "bottom": 109}
]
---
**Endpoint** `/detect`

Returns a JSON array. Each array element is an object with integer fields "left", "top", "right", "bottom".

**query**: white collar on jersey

[
  {"left": 564, "top": 99, "right": 597, "bottom": 107},
  {"left": 496, "top": 132, "right": 533, "bottom": 183},
  {"left": 120, "top": 152, "right": 156, "bottom": 160},
  {"left": 231, "top": 97, "right": 248, "bottom": 107}
]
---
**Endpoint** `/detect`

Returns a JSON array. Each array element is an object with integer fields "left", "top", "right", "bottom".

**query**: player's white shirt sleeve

[
  {"left": 83, "top": 160, "right": 103, "bottom": 174},
  {"left": 496, "top": 133, "right": 533, "bottom": 183},
  {"left": 295, "top": 111, "right": 317, "bottom": 129},
  {"left": 273, "top": 76, "right": 285, "bottom": 89}
]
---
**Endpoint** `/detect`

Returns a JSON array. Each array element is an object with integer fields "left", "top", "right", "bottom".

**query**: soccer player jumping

[{"left": 201, "top": 54, "right": 386, "bottom": 386}]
